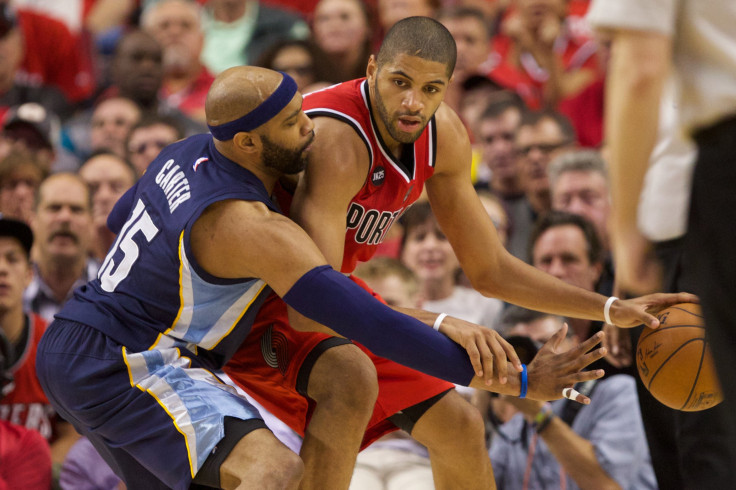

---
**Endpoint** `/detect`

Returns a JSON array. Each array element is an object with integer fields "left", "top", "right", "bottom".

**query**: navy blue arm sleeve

[{"left": 282, "top": 265, "right": 476, "bottom": 385}]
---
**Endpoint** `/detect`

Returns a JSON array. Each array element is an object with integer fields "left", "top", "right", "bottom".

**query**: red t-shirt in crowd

[
  {"left": 0, "top": 419, "right": 51, "bottom": 490},
  {"left": 0, "top": 314, "right": 60, "bottom": 443},
  {"left": 16, "top": 8, "right": 96, "bottom": 103}
]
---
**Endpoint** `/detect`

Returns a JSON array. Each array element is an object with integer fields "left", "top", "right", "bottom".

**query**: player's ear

[
  {"left": 233, "top": 132, "right": 260, "bottom": 154},
  {"left": 366, "top": 55, "right": 377, "bottom": 80}
]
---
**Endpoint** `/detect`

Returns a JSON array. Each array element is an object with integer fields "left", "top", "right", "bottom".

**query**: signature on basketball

[
  {"left": 637, "top": 340, "right": 663, "bottom": 377},
  {"left": 688, "top": 391, "right": 719, "bottom": 410}
]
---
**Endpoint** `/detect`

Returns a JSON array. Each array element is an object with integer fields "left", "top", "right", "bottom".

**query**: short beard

[
  {"left": 261, "top": 134, "right": 312, "bottom": 175},
  {"left": 372, "top": 79, "right": 425, "bottom": 144}
]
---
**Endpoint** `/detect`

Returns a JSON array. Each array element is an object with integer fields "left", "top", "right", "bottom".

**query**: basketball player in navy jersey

[
  {"left": 226, "top": 17, "right": 697, "bottom": 489},
  {"left": 35, "top": 66, "right": 617, "bottom": 489}
]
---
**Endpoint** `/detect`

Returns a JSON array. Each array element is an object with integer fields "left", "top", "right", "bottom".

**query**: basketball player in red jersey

[{"left": 226, "top": 17, "right": 694, "bottom": 489}]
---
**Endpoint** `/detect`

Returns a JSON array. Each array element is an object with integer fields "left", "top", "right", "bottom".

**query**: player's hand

[
  {"left": 526, "top": 324, "right": 605, "bottom": 404},
  {"left": 438, "top": 316, "right": 523, "bottom": 386},
  {"left": 608, "top": 292, "right": 699, "bottom": 329},
  {"left": 602, "top": 323, "right": 632, "bottom": 368}
]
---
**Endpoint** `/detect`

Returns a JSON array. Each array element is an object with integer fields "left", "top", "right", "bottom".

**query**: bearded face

[{"left": 260, "top": 131, "right": 315, "bottom": 175}]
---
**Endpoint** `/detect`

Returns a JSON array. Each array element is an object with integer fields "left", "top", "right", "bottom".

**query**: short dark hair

[
  {"left": 82, "top": 150, "right": 138, "bottom": 180},
  {"left": 128, "top": 114, "right": 184, "bottom": 140},
  {"left": 255, "top": 38, "right": 340, "bottom": 86},
  {"left": 377, "top": 16, "right": 457, "bottom": 77},
  {"left": 519, "top": 109, "right": 577, "bottom": 145},
  {"left": 479, "top": 91, "right": 527, "bottom": 121},
  {"left": 436, "top": 6, "right": 492, "bottom": 40},
  {"left": 0, "top": 149, "right": 47, "bottom": 187},
  {"left": 529, "top": 211, "right": 603, "bottom": 265},
  {"left": 399, "top": 200, "right": 438, "bottom": 249}
]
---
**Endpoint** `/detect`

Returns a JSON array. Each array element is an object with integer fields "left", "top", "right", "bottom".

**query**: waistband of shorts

[{"left": 692, "top": 113, "right": 736, "bottom": 146}]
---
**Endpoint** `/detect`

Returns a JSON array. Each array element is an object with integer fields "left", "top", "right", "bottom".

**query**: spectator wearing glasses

[
  {"left": 512, "top": 109, "right": 576, "bottom": 260},
  {"left": 475, "top": 94, "right": 532, "bottom": 259},
  {"left": 125, "top": 114, "right": 183, "bottom": 177},
  {"left": 516, "top": 110, "right": 576, "bottom": 215},
  {"left": 256, "top": 39, "right": 338, "bottom": 94}
]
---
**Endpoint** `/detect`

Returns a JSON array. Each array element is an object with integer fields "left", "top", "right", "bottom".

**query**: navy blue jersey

[{"left": 57, "top": 134, "right": 276, "bottom": 369}]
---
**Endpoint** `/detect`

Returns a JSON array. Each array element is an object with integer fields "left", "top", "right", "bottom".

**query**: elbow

[
  {"left": 610, "top": 35, "right": 670, "bottom": 96},
  {"left": 463, "top": 254, "right": 506, "bottom": 297}
]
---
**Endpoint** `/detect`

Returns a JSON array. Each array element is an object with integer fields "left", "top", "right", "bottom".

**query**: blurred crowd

[{"left": 0, "top": 0, "right": 700, "bottom": 489}]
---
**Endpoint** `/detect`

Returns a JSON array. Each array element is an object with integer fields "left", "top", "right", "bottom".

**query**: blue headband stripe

[{"left": 208, "top": 72, "right": 298, "bottom": 140}]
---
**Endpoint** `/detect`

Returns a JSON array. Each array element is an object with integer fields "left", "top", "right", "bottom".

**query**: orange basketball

[{"left": 636, "top": 303, "right": 723, "bottom": 411}]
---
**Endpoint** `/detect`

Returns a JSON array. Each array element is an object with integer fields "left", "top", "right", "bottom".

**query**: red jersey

[
  {"left": 16, "top": 9, "right": 96, "bottom": 103},
  {"left": 0, "top": 314, "right": 57, "bottom": 442},
  {"left": 303, "top": 79, "right": 438, "bottom": 273}
]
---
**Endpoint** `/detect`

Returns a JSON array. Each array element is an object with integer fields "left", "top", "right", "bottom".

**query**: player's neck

[
  {"left": 35, "top": 257, "right": 87, "bottom": 303},
  {"left": 0, "top": 307, "right": 26, "bottom": 345}
]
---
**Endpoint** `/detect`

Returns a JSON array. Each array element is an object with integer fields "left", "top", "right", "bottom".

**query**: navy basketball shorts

[{"left": 36, "top": 319, "right": 266, "bottom": 490}]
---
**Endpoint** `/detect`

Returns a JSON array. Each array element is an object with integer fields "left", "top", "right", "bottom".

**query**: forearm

[
  {"left": 478, "top": 253, "right": 608, "bottom": 322},
  {"left": 606, "top": 30, "right": 670, "bottom": 236},
  {"left": 283, "top": 266, "right": 476, "bottom": 385},
  {"left": 534, "top": 49, "right": 565, "bottom": 107},
  {"left": 541, "top": 419, "right": 621, "bottom": 490}
]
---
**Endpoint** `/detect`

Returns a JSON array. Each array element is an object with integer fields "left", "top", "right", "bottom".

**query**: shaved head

[{"left": 205, "top": 66, "right": 285, "bottom": 127}]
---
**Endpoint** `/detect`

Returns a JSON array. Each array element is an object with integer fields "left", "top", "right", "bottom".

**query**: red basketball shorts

[{"left": 225, "top": 279, "right": 453, "bottom": 449}]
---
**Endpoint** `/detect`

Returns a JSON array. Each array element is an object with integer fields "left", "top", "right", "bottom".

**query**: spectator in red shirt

[
  {"left": 0, "top": 419, "right": 51, "bottom": 490},
  {"left": 487, "top": 0, "right": 600, "bottom": 110},
  {"left": 142, "top": 0, "right": 214, "bottom": 124},
  {"left": 0, "top": 5, "right": 72, "bottom": 120},
  {"left": 8, "top": 4, "right": 96, "bottom": 104},
  {"left": 0, "top": 216, "right": 80, "bottom": 473}
]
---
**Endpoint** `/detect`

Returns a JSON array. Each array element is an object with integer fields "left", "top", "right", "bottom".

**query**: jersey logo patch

[
  {"left": 193, "top": 157, "right": 209, "bottom": 171},
  {"left": 260, "top": 325, "right": 290, "bottom": 376},
  {"left": 371, "top": 167, "right": 385, "bottom": 186}
]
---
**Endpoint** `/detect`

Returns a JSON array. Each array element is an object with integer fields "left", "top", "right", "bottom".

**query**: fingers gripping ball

[{"left": 636, "top": 303, "right": 723, "bottom": 411}]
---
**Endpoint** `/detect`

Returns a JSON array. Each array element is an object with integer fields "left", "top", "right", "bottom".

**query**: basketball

[{"left": 636, "top": 303, "right": 723, "bottom": 411}]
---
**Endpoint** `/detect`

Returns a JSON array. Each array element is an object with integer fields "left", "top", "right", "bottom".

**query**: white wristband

[
  {"left": 604, "top": 296, "right": 619, "bottom": 325},
  {"left": 433, "top": 313, "right": 448, "bottom": 331}
]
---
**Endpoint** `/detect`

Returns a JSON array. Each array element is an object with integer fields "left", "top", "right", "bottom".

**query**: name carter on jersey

[{"left": 155, "top": 159, "right": 192, "bottom": 213}]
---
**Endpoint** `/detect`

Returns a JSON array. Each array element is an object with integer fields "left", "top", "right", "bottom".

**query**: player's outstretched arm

[{"left": 426, "top": 104, "right": 697, "bottom": 330}]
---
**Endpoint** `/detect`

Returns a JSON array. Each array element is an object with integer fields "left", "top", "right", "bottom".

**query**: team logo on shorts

[
  {"left": 261, "top": 325, "right": 290, "bottom": 376},
  {"left": 371, "top": 166, "right": 385, "bottom": 186}
]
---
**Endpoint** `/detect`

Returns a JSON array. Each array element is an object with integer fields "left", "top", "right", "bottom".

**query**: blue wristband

[{"left": 520, "top": 364, "right": 528, "bottom": 398}]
